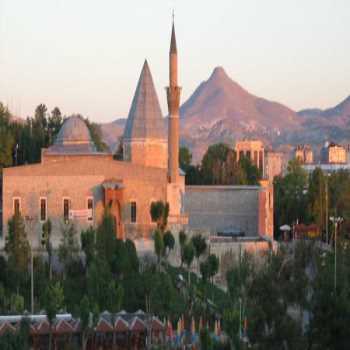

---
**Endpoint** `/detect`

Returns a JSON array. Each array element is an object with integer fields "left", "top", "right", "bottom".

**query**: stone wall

[{"left": 184, "top": 186, "right": 260, "bottom": 236}]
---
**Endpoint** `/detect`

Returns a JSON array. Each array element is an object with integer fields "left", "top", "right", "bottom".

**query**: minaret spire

[{"left": 167, "top": 18, "right": 181, "bottom": 183}]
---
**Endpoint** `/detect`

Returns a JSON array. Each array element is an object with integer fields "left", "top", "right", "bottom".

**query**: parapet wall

[{"left": 184, "top": 186, "right": 260, "bottom": 236}]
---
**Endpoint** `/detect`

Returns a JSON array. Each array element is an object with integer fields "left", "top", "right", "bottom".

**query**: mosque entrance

[{"left": 102, "top": 179, "right": 125, "bottom": 240}]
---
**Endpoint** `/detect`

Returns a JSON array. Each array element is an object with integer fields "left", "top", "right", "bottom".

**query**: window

[
  {"left": 150, "top": 201, "right": 156, "bottom": 222},
  {"left": 87, "top": 197, "right": 93, "bottom": 221},
  {"left": 40, "top": 197, "right": 47, "bottom": 222},
  {"left": 130, "top": 202, "right": 137, "bottom": 223},
  {"left": 63, "top": 198, "right": 70, "bottom": 223},
  {"left": 13, "top": 198, "right": 21, "bottom": 216}
]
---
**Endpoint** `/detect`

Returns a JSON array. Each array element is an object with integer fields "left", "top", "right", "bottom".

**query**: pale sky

[{"left": 0, "top": 0, "right": 349, "bottom": 122}]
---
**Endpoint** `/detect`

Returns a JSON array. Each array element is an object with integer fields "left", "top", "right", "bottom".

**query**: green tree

[
  {"left": 81, "top": 227, "right": 96, "bottom": 266},
  {"left": 44, "top": 282, "right": 65, "bottom": 350},
  {"left": 42, "top": 219, "right": 53, "bottom": 279},
  {"left": 179, "top": 146, "right": 192, "bottom": 171},
  {"left": 239, "top": 155, "right": 262, "bottom": 185},
  {"left": 179, "top": 230, "right": 187, "bottom": 267},
  {"left": 96, "top": 208, "right": 116, "bottom": 267},
  {"left": 48, "top": 107, "right": 63, "bottom": 144},
  {"left": 154, "top": 230, "right": 164, "bottom": 267},
  {"left": 58, "top": 223, "right": 79, "bottom": 278},
  {"left": 150, "top": 201, "right": 169, "bottom": 233},
  {"left": 191, "top": 234, "right": 207, "bottom": 268},
  {"left": 163, "top": 230, "right": 175, "bottom": 258},
  {"left": 308, "top": 167, "right": 326, "bottom": 233},
  {"left": 183, "top": 242, "right": 195, "bottom": 284},
  {"left": 201, "top": 143, "right": 230, "bottom": 184},
  {"left": 5, "top": 214, "right": 30, "bottom": 280},
  {"left": 274, "top": 159, "right": 309, "bottom": 238}
]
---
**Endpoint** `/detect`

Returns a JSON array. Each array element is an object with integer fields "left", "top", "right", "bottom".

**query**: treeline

[
  {"left": 0, "top": 102, "right": 107, "bottom": 170},
  {"left": 180, "top": 143, "right": 262, "bottom": 186},
  {"left": 274, "top": 159, "right": 350, "bottom": 239}
]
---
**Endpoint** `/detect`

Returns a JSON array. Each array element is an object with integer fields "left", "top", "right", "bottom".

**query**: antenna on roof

[{"left": 172, "top": 9, "right": 175, "bottom": 24}]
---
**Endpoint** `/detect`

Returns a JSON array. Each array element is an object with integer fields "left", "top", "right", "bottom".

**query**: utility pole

[
  {"left": 31, "top": 245, "right": 34, "bottom": 314},
  {"left": 325, "top": 176, "right": 328, "bottom": 243},
  {"left": 330, "top": 216, "right": 343, "bottom": 292}
]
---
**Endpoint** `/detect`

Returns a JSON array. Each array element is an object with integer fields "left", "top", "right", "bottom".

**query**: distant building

[
  {"left": 295, "top": 144, "right": 313, "bottom": 164},
  {"left": 235, "top": 140, "right": 265, "bottom": 175},
  {"left": 321, "top": 142, "right": 347, "bottom": 164},
  {"left": 265, "top": 151, "right": 283, "bottom": 180}
]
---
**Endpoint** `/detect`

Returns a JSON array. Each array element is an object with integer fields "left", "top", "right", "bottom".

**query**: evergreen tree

[{"left": 5, "top": 214, "right": 30, "bottom": 277}]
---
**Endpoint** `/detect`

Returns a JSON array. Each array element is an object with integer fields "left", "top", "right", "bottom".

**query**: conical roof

[{"left": 124, "top": 60, "right": 166, "bottom": 140}]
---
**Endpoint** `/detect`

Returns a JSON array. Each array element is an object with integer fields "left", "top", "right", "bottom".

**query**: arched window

[{"left": 130, "top": 202, "right": 137, "bottom": 223}]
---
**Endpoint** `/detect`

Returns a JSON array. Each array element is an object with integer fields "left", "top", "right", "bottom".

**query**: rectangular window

[
  {"left": 13, "top": 198, "right": 21, "bottom": 216},
  {"left": 87, "top": 197, "right": 93, "bottom": 221},
  {"left": 63, "top": 198, "right": 70, "bottom": 223},
  {"left": 131, "top": 202, "right": 137, "bottom": 223},
  {"left": 40, "top": 198, "right": 47, "bottom": 222}
]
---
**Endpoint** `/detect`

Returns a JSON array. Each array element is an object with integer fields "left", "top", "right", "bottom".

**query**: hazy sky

[{"left": 0, "top": 0, "right": 349, "bottom": 122}]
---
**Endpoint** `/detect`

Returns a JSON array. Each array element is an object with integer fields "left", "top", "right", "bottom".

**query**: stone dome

[
  {"left": 48, "top": 115, "right": 96, "bottom": 154},
  {"left": 55, "top": 115, "right": 92, "bottom": 145}
]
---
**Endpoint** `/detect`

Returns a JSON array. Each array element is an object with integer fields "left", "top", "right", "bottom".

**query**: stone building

[
  {"left": 321, "top": 142, "right": 347, "bottom": 164},
  {"left": 295, "top": 144, "right": 313, "bottom": 164},
  {"left": 235, "top": 140, "right": 265, "bottom": 175},
  {"left": 1, "top": 23, "right": 186, "bottom": 249},
  {"left": 265, "top": 151, "right": 283, "bottom": 180}
]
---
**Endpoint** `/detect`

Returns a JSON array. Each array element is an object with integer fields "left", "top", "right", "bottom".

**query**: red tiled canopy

[
  {"left": 130, "top": 317, "right": 145, "bottom": 332},
  {"left": 115, "top": 317, "right": 129, "bottom": 332},
  {"left": 151, "top": 318, "right": 165, "bottom": 332},
  {"left": 96, "top": 319, "right": 114, "bottom": 333},
  {"left": 54, "top": 320, "right": 74, "bottom": 334},
  {"left": 0, "top": 322, "right": 16, "bottom": 336}
]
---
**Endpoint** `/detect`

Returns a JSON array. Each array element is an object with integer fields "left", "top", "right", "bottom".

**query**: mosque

[{"left": 1, "top": 23, "right": 274, "bottom": 250}]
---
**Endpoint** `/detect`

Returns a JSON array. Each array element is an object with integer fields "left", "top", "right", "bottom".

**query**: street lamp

[{"left": 329, "top": 216, "right": 343, "bottom": 292}]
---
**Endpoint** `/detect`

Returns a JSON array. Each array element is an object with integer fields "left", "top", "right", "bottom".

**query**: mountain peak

[{"left": 210, "top": 66, "right": 229, "bottom": 80}]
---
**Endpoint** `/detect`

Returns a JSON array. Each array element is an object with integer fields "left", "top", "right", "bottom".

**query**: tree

[
  {"left": 183, "top": 242, "right": 195, "bottom": 284},
  {"left": 125, "top": 239, "right": 139, "bottom": 273},
  {"left": 179, "top": 146, "right": 192, "bottom": 171},
  {"left": 44, "top": 282, "right": 65, "bottom": 350},
  {"left": 86, "top": 256, "right": 123, "bottom": 312},
  {"left": 154, "top": 230, "right": 164, "bottom": 267},
  {"left": 42, "top": 219, "right": 53, "bottom": 279},
  {"left": 96, "top": 208, "right": 116, "bottom": 267},
  {"left": 308, "top": 167, "right": 326, "bottom": 233},
  {"left": 163, "top": 230, "right": 175, "bottom": 258},
  {"left": 80, "top": 296, "right": 93, "bottom": 350},
  {"left": 179, "top": 230, "right": 187, "bottom": 267},
  {"left": 84, "top": 118, "right": 109, "bottom": 152},
  {"left": 58, "top": 223, "right": 79, "bottom": 277},
  {"left": 48, "top": 107, "right": 63, "bottom": 144},
  {"left": 239, "top": 155, "right": 262, "bottom": 185},
  {"left": 201, "top": 143, "right": 230, "bottom": 184},
  {"left": 81, "top": 227, "right": 96, "bottom": 266},
  {"left": 150, "top": 201, "right": 169, "bottom": 233},
  {"left": 5, "top": 214, "right": 30, "bottom": 281},
  {"left": 274, "top": 159, "right": 309, "bottom": 238},
  {"left": 191, "top": 234, "right": 207, "bottom": 268},
  {"left": 0, "top": 103, "right": 14, "bottom": 170}
]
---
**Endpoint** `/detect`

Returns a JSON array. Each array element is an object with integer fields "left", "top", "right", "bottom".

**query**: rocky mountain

[
  {"left": 179, "top": 66, "right": 302, "bottom": 161},
  {"left": 100, "top": 118, "right": 126, "bottom": 153},
  {"left": 100, "top": 67, "right": 350, "bottom": 162}
]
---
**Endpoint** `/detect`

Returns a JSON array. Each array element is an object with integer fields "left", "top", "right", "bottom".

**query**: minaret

[{"left": 167, "top": 20, "right": 181, "bottom": 183}]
